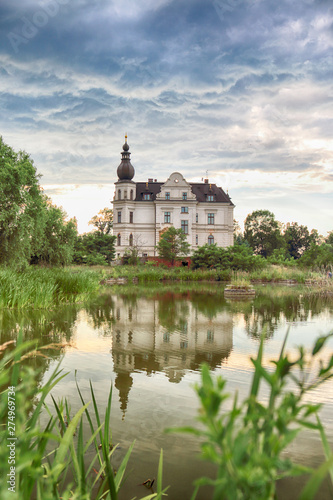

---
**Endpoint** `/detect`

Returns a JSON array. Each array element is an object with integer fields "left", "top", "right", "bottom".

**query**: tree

[
  {"left": 326, "top": 231, "right": 333, "bottom": 245},
  {"left": 89, "top": 208, "right": 113, "bottom": 234},
  {"left": 156, "top": 226, "right": 190, "bottom": 266},
  {"left": 0, "top": 137, "right": 42, "bottom": 267},
  {"left": 0, "top": 137, "right": 77, "bottom": 268},
  {"left": 191, "top": 243, "right": 263, "bottom": 271},
  {"left": 283, "top": 222, "right": 313, "bottom": 259},
  {"left": 32, "top": 196, "right": 77, "bottom": 266},
  {"left": 244, "top": 210, "right": 284, "bottom": 258}
]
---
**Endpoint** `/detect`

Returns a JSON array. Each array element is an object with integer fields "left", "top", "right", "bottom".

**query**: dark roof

[{"left": 135, "top": 181, "right": 234, "bottom": 205}]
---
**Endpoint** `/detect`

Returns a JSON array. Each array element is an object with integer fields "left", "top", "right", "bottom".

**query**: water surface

[{"left": 2, "top": 283, "right": 332, "bottom": 499}]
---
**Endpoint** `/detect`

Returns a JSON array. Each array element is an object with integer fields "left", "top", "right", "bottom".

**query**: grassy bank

[
  {"left": 0, "top": 264, "right": 330, "bottom": 310},
  {"left": 0, "top": 268, "right": 101, "bottom": 309}
]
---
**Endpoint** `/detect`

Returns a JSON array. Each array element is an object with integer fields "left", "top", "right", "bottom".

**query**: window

[
  {"left": 129, "top": 211, "right": 133, "bottom": 223},
  {"left": 208, "top": 235, "right": 214, "bottom": 245},
  {"left": 207, "top": 330, "right": 214, "bottom": 342},
  {"left": 165, "top": 192, "right": 170, "bottom": 200},
  {"left": 196, "top": 213, "right": 198, "bottom": 223},
  {"left": 182, "top": 192, "right": 187, "bottom": 200},
  {"left": 164, "top": 211, "right": 171, "bottom": 223},
  {"left": 196, "top": 234, "right": 198, "bottom": 245},
  {"left": 117, "top": 234, "right": 121, "bottom": 246},
  {"left": 143, "top": 193, "right": 150, "bottom": 200},
  {"left": 117, "top": 211, "right": 121, "bottom": 223},
  {"left": 163, "top": 332, "right": 170, "bottom": 343},
  {"left": 207, "top": 194, "right": 214, "bottom": 202},
  {"left": 180, "top": 341, "right": 188, "bottom": 349},
  {"left": 181, "top": 220, "right": 188, "bottom": 234},
  {"left": 181, "top": 207, "right": 188, "bottom": 213},
  {"left": 129, "top": 233, "right": 133, "bottom": 246},
  {"left": 118, "top": 189, "right": 121, "bottom": 200},
  {"left": 208, "top": 213, "right": 215, "bottom": 225},
  {"left": 130, "top": 189, "right": 133, "bottom": 200},
  {"left": 124, "top": 190, "right": 127, "bottom": 199}
]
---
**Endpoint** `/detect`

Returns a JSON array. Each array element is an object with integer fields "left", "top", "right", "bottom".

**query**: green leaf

[
  {"left": 298, "top": 455, "right": 333, "bottom": 500},
  {"left": 312, "top": 333, "right": 333, "bottom": 356}
]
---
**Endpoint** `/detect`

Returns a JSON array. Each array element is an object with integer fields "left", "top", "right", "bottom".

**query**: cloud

[{"left": 0, "top": 0, "right": 332, "bottom": 233}]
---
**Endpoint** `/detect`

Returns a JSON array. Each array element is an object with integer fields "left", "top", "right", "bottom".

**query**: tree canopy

[
  {"left": 0, "top": 137, "right": 77, "bottom": 267},
  {"left": 244, "top": 210, "right": 285, "bottom": 258},
  {"left": 156, "top": 226, "right": 190, "bottom": 265}
]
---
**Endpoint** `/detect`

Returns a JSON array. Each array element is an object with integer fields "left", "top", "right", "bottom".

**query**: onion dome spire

[{"left": 117, "top": 134, "right": 135, "bottom": 181}]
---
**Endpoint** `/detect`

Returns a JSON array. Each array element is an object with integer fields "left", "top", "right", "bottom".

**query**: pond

[{"left": 1, "top": 283, "right": 333, "bottom": 499}]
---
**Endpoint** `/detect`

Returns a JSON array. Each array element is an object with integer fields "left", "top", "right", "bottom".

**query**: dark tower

[{"left": 117, "top": 135, "right": 135, "bottom": 181}]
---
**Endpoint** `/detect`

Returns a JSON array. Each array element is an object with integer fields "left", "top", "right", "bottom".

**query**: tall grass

[
  {"left": 0, "top": 334, "right": 167, "bottom": 500},
  {"left": 0, "top": 268, "right": 101, "bottom": 309},
  {"left": 169, "top": 329, "right": 333, "bottom": 500}
]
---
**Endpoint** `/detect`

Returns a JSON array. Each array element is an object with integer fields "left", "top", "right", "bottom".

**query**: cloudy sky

[{"left": 0, "top": 0, "right": 332, "bottom": 235}]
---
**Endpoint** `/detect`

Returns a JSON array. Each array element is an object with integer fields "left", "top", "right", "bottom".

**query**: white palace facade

[{"left": 112, "top": 137, "right": 234, "bottom": 258}]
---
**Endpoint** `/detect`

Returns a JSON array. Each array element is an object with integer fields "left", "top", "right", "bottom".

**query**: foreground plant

[
  {"left": 170, "top": 330, "right": 333, "bottom": 500},
  {"left": 0, "top": 334, "right": 167, "bottom": 500}
]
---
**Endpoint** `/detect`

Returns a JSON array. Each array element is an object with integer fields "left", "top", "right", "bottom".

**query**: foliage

[
  {"left": 0, "top": 137, "right": 77, "bottom": 268},
  {"left": 74, "top": 232, "right": 116, "bottom": 265},
  {"left": 326, "top": 231, "right": 333, "bottom": 245},
  {"left": 170, "top": 331, "right": 333, "bottom": 500},
  {"left": 122, "top": 247, "right": 140, "bottom": 266},
  {"left": 88, "top": 207, "right": 113, "bottom": 235},
  {"left": 31, "top": 196, "right": 77, "bottom": 266},
  {"left": 284, "top": 222, "right": 316, "bottom": 259},
  {"left": 156, "top": 226, "right": 190, "bottom": 265},
  {"left": 0, "top": 268, "right": 100, "bottom": 309},
  {"left": 298, "top": 243, "right": 333, "bottom": 270},
  {"left": 0, "top": 335, "right": 167, "bottom": 500},
  {"left": 191, "top": 243, "right": 263, "bottom": 271},
  {"left": 244, "top": 210, "right": 285, "bottom": 258}
]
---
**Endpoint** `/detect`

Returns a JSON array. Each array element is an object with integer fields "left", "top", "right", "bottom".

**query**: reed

[
  {"left": 0, "top": 334, "right": 166, "bottom": 500},
  {"left": 0, "top": 268, "right": 101, "bottom": 309}
]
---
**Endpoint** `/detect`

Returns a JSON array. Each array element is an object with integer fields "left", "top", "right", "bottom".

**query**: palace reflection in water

[{"left": 110, "top": 292, "right": 233, "bottom": 416}]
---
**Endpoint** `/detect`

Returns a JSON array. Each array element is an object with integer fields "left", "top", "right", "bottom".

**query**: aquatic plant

[
  {"left": 169, "top": 330, "right": 333, "bottom": 500},
  {"left": 0, "top": 333, "right": 167, "bottom": 500}
]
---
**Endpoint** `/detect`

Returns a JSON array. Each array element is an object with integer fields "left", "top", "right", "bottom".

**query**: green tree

[
  {"left": 74, "top": 232, "right": 116, "bottom": 265},
  {"left": 191, "top": 243, "right": 262, "bottom": 271},
  {"left": 88, "top": 208, "right": 113, "bottom": 234},
  {"left": 298, "top": 242, "right": 333, "bottom": 270},
  {"left": 32, "top": 196, "right": 77, "bottom": 266},
  {"left": 0, "top": 137, "right": 42, "bottom": 267},
  {"left": 244, "top": 210, "right": 284, "bottom": 258},
  {"left": 326, "top": 231, "right": 333, "bottom": 245},
  {"left": 284, "top": 222, "right": 312, "bottom": 259},
  {"left": 156, "top": 226, "right": 190, "bottom": 266}
]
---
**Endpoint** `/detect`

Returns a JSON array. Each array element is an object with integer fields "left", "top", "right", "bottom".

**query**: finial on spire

[{"left": 125, "top": 134, "right": 127, "bottom": 142}]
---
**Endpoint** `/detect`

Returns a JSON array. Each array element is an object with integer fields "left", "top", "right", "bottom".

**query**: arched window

[
  {"left": 208, "top": 235, "right": 214, "bottom": 245},
  {"left": 129, "top": 233, "right": 133, "bottom": 246},
  {"left": 118, "top": 189, "right": 121, "bottom": 200},
  {"left": 130, "top": 189, "right": 133, "bottom": 200},
  {"left": 117, "top": 234, "right": 121, "bottom": 246}
]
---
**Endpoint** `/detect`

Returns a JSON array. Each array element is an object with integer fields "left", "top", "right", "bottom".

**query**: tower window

[
  {"left": 129, "top": 233, "right": 133, "bottom": 246},
  {"left": 182, "top": 192, "right": 187, "bottom": 200},
  {"left": 196, "top": 234, "right": 198, "bottom": 245},
  {"left": 118, "top": 189, "right": 121, "bottom": 200},
  {"left": 165, "top": 192, "right": 170, "bottom": 200},
  {"left": 208, "top": 235, "right": 214, "bottom": 245},
  {"left": 181, "top": 207, "right": 188, "bottom": 213},
  {"left": 181, "top": 220, "right": 188, "bottom": 234},
  {"left": 129, "top": 211, "right": 133, "bottom": 223},
  {"left": 130, "top": 189, "right": 134, "bottom": 200},
  {"left": 164, "top": 212, "right": 171, "bottom": 223},
  {"left": 117, "top": 234, "right": 121, "bottom": 246},
  {"left": 196, "top": 213, "right": 198, "bottom": 223},
  {"left": 208, "top": 213, "right": 215, "bottom": 225},
  {"left": 117, "top": 211, "right": 122, "bottom": 223}
]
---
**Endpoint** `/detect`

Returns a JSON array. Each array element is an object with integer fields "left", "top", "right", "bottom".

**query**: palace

[{"left": 112, "top": 136, "right": 234, "bottom": 258}]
